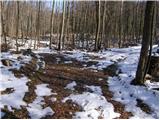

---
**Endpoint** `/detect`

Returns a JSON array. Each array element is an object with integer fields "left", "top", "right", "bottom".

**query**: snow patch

[
  {"left": 65, "top": 81, "right": 77, "bottom": 90},
  {"left": 85, "top": 85, "right": 102, "bottom": 95},
  {"left": 50, "top": 97, "right": 57, "bottom": 102},
  {"left": 62, "top": 92, "right": 120, "bottom": 119},
  {"left": 27, "top": 97, "right": 54, "bottom": 119},
  {"left": 107, "top": 45, "right": 159, "bottom": 119},
  {"left": 35, "top": 84, "right": 52, "bottom": 97},
  {"left": 27, "top": 84, "right": 54, "bottom": 118},
  {"left": 0, "top": 52, "right": 31, "bottom": 112}
]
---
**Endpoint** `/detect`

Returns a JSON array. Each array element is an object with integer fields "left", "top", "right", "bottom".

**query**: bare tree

[
  {"left": 2, "top": 1, "right": 158, "bottom": 51},
  {"left": 71, "top": 1, "right": 75, "bottom": 49},
  {"left": 34, "top": 1, "right": 41, "bottom": 49},
  {"left": 118, "top": 1, "right": 123, "bottom": 48},
  {"left": 102, "top": 1, "right": 106, "bottom": 48},
  {"left": 49, "top": 0, "right": 55, "bottom": 49},
  {"left": 95, "top": 0, "right": 101, "bottom": 50},
  {"left": 15, "top": 1, "right": 20, "bottom": 52},
  {"left": 133, "top": 1, "right": 155, "bottom": 85},
  {"left": 1, "top": 1, "right": 8, "bottom": 51},
  {"left": 58, "top": 0, "right": 65, "bottom": 50}
]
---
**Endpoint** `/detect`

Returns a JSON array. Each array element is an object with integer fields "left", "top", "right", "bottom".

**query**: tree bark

[
  {"left": 134, "top": 1, "right": 155, "bottom": 85},
  {"left": 118, "top": 1, "right": 123, "bottom": 48},
  {"left": 71, "top": 1, "right": 75, "bottom": 49},
  {"left": 1, "top": 1, "right": 7, "bottom": 50},
  {"left": 58, "top": 0, "right": 65, "bottom": 50},
  {"left": 16, "top": 1, "right": 20, "bottom": 52},
  {"left": 49, "top": 0, "right": 55, "bottom": 49},
  {"left": 34, "top": 1, "right": 41, "bottom": 49},
  {"left": 102, "top": 1, "right": 106, "bottom": 49},
  {"left": 95, "top": 0, "right": 101, "bottom": 51},
  {"left": 144, "top": 3, "right": 155, "bottom": 80}
]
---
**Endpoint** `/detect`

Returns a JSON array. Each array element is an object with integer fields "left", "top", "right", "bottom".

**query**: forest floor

[{"left": 0, "top": 40, "right": 159, "bottom": 119}]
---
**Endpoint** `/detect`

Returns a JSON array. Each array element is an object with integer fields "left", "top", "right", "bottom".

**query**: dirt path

[{"left": 2, "top": 53, "right": 132, "bottom": 119}]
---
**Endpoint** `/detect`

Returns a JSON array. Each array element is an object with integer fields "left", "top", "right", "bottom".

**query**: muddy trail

[{"left": 2, "top": 53, "right": 133, "bottom": 119}]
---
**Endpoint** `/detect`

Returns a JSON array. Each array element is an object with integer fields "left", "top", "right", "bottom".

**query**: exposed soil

[{"left": 2, "top": 52, "right": 146, "bottom": 119}]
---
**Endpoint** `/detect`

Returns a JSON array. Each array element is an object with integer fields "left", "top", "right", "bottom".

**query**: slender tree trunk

[
  {"left": 21, "top": 21, "right": 24, "bottom": 44},
  {"left": 65, "top": 1, "right": 70, "bottom": 49},
  {"left": 118, "top": 1, "right": 123, "bottom": 48},
  {"left": 71, "top": 1, "right": 75, "bottom": 49},
  {"left": 102, "top": 1, "right": 106, "bottom": 49},
  {"left": 26, "top": 15, "right": 29, "bottom": 39},
  {"left": 34, "top": 1, "right": 41, "bottom": 49},
  {"left": 16, "top": 1, "right": 20, "bottom": 52},
  {"left": 134, "top": 1, "right": 155, "bottom": 85},
  {"left": 131, "top": 4, "right": 135, "bottom": 42},
  {"left": 1, "top": 1, "right": 7, "bottom": 51},
  {"left": 58, "top": 0, "right": 65, "bottom": 50},
  {"left": 49, "top": 0, "right": 55, "bottom": 49},
  {"left": 95, "top": 0, "right": 101, "bottom": 51},
  {"left": 135, "top": 3, "right": 139, "bottom": 43}
]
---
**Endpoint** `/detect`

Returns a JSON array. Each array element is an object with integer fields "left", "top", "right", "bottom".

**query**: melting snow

[
  {"left": 107, "top": 46, "right": 159, "bottom": 119},
  {"left": 65, "top": 81, "right": 77, "bottom": 90},
  {"left": 0, "top": 112, "right": 5, "bottom": 118},
  {"left": 85, "top": 85, "right": 102, "bottom": 95},
  {"left": 0, "top": 52, "right": 54, "bottom": 119},
  {"left": 62, "top": 92, "right": 120, "bottom": 119},
  {"left": 27, "top": 97, "right": 54, "bottom": 119},
  {"left": 145, "top": 80, "right": 159, "bottom": 91},
  {"left": 50, "top": 97, "right": 57, "bottom": 102},
  {"left": 62, "top": 45, "right": 159, "bottom": 119},
  {"left": 35, "top": 84, "right": 52, "bottom": 96},
  {"left": 27, "top": 84, "right": 54, "bottom": 118},
  {"left": 0, "top": 52, "right": 31, "bottom": 112},
  {"left": 1, "top": 41, "right": 159, "bottom": 119}
]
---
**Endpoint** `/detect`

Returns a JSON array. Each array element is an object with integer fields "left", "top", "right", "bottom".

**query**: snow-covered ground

[
  {"left": 63, "top": 91, "right": 120, "bottom": 119},
  {"left": 63, "top": 85, "right": 120, "bottom": 119},
  {"left": 0, "top": 39, "right": 159, "bottom": 119},
  {"left": 27, "top": 84, "right": 54, "bottom": 119},
  {"left": 65, "top": 81, "right": 77, "bottom": 91},
  {"left": 61, "top": 45, "right": 159, "bottom": 119},
  {"left": 0, "top": 52, "right": 31, "bottom": 117},
  {"left": 106, "top": 46, "right": 159, "bottom": 119},
  {"left": 0, "top": 52, "right": 55, "bottom": 118}
]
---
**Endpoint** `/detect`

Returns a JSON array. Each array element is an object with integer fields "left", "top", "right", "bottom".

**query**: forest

[{"left": 0, "top": 0, "right": 159, "bottom": 119}]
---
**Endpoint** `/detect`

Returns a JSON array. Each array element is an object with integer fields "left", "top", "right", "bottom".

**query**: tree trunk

[
  {"left": 34, "top": 1, "right": 41, "bottom": 49},
  {"left": 58, "top": 0, "right": 65, "bottom": 50},
  {"left": 134, "top": 1, "right": 155, "bottom": 85},
  {"left": 71, "top": 1, "right": 75, "bottom": 49},
  {"left": 102, "top": 1, "right": 106, "bottom": 49},
  {"left": 26, "top": 15, "right": 29, "bottom": 39},
  {"left": 49, "top": 0, "right": 55, "bottom": 49},
  {"left": 118, "top": 1, "right": 123, "bottom": 48},
  {"left": 65, "top": 1, "right": 70, "bottom": 49},
  {"left": 144, "top": 3, "right": 155, "bottom": 80},
  {"left": 16, "top": 1, "right": 20, "bottom": 52},
  {"left": 95, "top": 0, "right": 101, "bottom": 51},
  {"left": 1, "top": 1, "right": 7, "bottom": 51}
]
